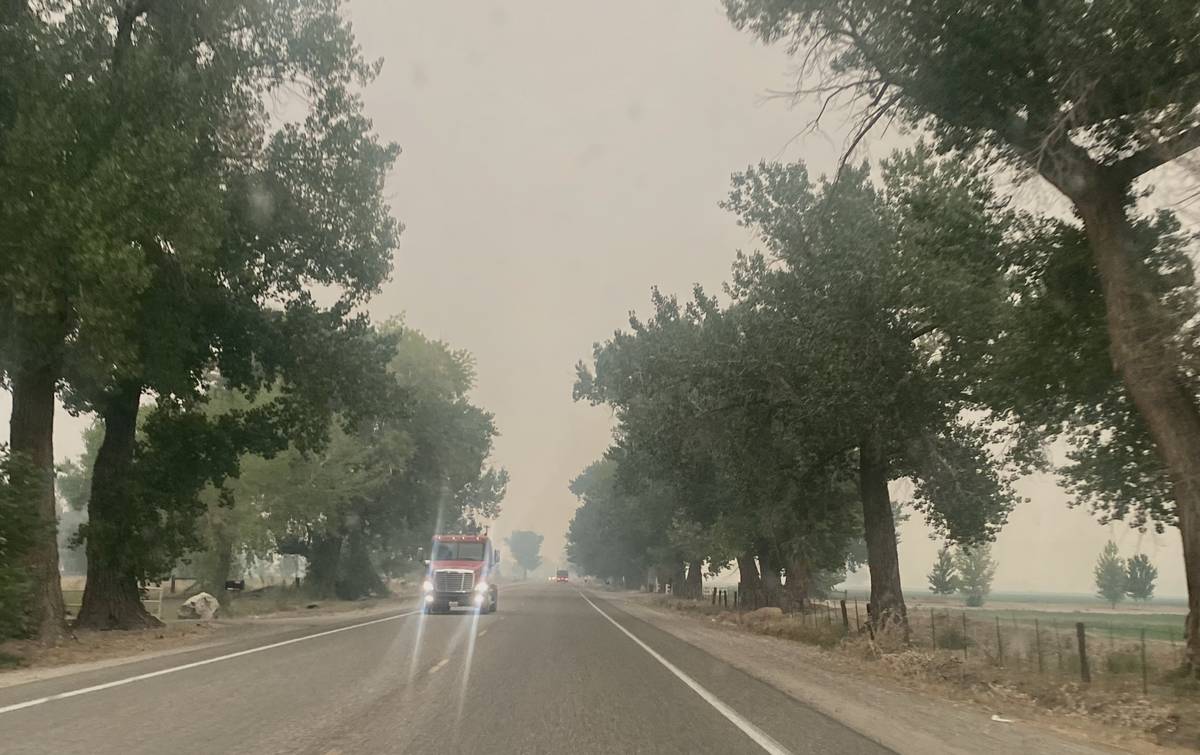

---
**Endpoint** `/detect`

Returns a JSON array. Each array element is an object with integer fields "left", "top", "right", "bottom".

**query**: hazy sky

[{"left": 0, "top": 0, "right": 1185, "bottom": 596}]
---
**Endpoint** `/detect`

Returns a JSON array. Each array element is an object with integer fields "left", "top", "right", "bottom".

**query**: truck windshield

[{"left": 431, "top": 542, "right": 486, "bottom": 561}]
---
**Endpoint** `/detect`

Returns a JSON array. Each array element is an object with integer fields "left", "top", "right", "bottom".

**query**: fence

[
  {"left": 62, "top": 582, "right": 168, "bottom": 621},
  {"left": 691, "top": 586, "right": 1184, "bottom": 693}
]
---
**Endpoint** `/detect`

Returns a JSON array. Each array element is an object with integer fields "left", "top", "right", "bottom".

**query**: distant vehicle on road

[
  {"left": 555, "top": 570, "right": 569, "bottom": 583},
  {"left": 422, "top": 534, "right": 499, "bottom": 614}
]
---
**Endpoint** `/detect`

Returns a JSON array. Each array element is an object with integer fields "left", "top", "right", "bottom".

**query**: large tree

[
  {"left": 719, "top": 154, "right": 1020, "bottom": 626},
  {"left": 47, "top": 1, "right": 400, "bottom": 630},
  {"left": 234, "top": 324, "right": 506, "bottom": 600},
  {"left": 725, "top": 0, "right": 1200, "bottom": 669}
]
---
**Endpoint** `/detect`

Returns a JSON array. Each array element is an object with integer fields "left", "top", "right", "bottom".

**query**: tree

[
  {"left": 223, "top": 324, "right": 505, "bottom": 601},
  {"left": 955, "top": 545, "right": 996, "bottom": 607},
  {"left": 720, "top": 155, "right": 1020, "bottom": 626},
  {"left": 0, "top": 446, "right": 38, "bottom": 640},
  {"left": 725, "top": 0, "right": 1200, "bottom": 671},
  {"left": 505, "top": 531, "right": 544, "bottom": 580},
  {"left": 1125, "top": 553, "right": 1158, "bottom": 602},
  {"left": 1095, "top": 541, "right": 1128, "bottom": 608},
  {"left": 927, "top": 548, "right": 959, "bottom": 596}
]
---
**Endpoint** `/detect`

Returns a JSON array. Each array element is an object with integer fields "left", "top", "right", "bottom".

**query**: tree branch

[{"left": 1113, "top": 125, "right": 1200, "bottom": 182}]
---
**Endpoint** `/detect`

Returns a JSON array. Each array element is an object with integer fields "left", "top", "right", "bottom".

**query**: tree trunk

[
  {"left": 736, "top": 550, "right": 760, "bottom": 604},
  {"left": 1075, "top": 181, "right": 1200, "bottom": 671},
  {"left": 206, "top": 526, "right": 234, "bottom": 610},
  {"left": 670, "top": 562, "right": 686, "bottom": 596},
  {"left": 77, "top": 385, "right": 161, "bottom": 630},
  {"left": 757, "top": 542, "right": 782, "bottom": 607},
  {"left": 783, "top": 555, "right": 810, "bottom": 613},
  {"left": 685, "top": 559, "right": 703, "bottom": 599},
  {"left": 8, "top": 360, "right": 66, "bottom": 643},
  {"left": 306, "top": 534, "right": 342, "bottom": 599},
  {"left": 859, "top": 427, "right": 907, "bottom": 632}
]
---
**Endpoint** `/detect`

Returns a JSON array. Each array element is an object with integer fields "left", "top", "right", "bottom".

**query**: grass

[{"left": 957, "top": 607, "right": 1184, "bottom": 643}]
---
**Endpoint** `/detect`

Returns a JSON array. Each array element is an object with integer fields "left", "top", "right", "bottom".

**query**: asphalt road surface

[{"left": 0, "top": 584, "right": 891, "bottom": 755}]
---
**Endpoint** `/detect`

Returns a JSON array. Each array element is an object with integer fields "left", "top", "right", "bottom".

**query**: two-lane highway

[{"left": 0, "top": 585, "right": 888, "bottom": 754}]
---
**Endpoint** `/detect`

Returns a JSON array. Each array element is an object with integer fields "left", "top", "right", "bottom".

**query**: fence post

[
  {"left": 712, "top": 587, "right": 717, "bottom": 605},
  {"left": 1076, "top": 622, "right": 1091, "bottom": 683},
  {"left": 840, "top": 599, "right": 850, "bottom": 635},
  {"left": 1054, "top": 621, "right": 1064, "bottom": 672},
  {"left": 930, "top": 608, "right": 936, "bottom": 648},
  {"left": 1140, "top": 628, "right": 1148, "bottom": 695},
  {"left": 854, "top": 599, "right": 861, "bottom": 632},
  {"left": 995, "top": 616, "right": 1004, "bottom": 666},
  {"left": 1034, "top": 618, "right": 1044, "bottom": 674}
]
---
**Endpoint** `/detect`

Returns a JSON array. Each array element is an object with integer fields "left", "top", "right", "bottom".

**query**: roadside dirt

[
  {"left": 0, "top": 595, "right": 414, "bottom": 688},
  {"left": 611, "top": 592, "right": 1194, "bottom": 755}
]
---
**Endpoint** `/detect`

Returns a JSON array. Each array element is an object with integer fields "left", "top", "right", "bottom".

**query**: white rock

[{"left": 178, "top": 592, "right": 220, "bottom": 620}]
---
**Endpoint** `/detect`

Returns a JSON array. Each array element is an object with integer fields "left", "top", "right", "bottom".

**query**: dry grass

[{"left": 652, "top": 594, "right": 1200, "bottom": 748}]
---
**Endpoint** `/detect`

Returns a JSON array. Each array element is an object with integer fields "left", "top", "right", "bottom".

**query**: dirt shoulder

[
  {"left": 607, "top": 592, "right": 1192, "bottom": 755},
  {"left": 0, "top": 594, "right": 414, "bottom": 689}
]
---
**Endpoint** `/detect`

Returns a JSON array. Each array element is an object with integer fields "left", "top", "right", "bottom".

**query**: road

[{"left": 0, "top": 584, "right": 889, "bottom": 754}]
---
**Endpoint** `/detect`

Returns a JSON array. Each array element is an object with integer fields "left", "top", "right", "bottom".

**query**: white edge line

[
  {"left": 579, "top": 592, "right": 793, "bottom": 755},
  {"left": 0, "top": 609, "right": 419, "bottom": 715}
]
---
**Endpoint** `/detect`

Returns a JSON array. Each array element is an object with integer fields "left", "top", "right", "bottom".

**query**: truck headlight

[
  {"left": 422, "top": 579, "right": 434, "bottom": 593},
  {"left": 474, "top": 581, "right": 488, "bottom": 593}
]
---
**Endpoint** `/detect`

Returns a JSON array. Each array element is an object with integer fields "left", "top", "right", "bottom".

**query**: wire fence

[{"left": 689, "top": 586, "right": 1185, "bottom": 693}]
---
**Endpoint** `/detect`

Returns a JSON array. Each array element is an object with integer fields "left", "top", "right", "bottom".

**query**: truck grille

[{"left": 434, "top": 570, "right": 474, "bottom": 593}]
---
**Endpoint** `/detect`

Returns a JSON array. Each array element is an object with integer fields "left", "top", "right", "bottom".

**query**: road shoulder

[
  {"left": 600, "top": 592, "right": 1171, "bottom": 755},
  {"left": 0, "top": 597, "right": 415, "bottom": 690}
]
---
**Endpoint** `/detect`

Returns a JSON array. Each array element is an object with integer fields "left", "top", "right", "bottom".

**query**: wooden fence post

[
  {"left": 840, "top": 599, "right": 850, "bottom": 635},
  {"left": 1076, "top": 622, "right": 1091, "bottom": 683},
  {"left": 1140, "top": 628, "right": 1148, "bottom": 695},
  {"left": 1034, "top": 618, "right": 1044, "bottom": 674},
  {"left": 995, "top": 616, "right": 1004, "bottom": 666}
]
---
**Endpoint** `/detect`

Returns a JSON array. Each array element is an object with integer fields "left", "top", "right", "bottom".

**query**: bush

[
  {"left": 964, "top": 594, "right": 984, "bottom": 607},
  {"left": 934, "top": 623, "right": 972, "bottom": 650},
  {"left": 1105, "top": 650, "right": 1145, "bottom": 675}
]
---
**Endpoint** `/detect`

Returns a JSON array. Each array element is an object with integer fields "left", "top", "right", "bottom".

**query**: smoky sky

[{"left": 1, "top": 0, "right": 1184, "bottom": 596}]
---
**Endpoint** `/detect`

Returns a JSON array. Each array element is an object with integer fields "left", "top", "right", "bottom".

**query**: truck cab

[{"left": 422, "top": 534, "right": 499, "bottom": 614}]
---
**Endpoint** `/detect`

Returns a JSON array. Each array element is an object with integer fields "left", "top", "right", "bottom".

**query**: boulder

[{"left": 177, "top": 592, "right": 220, "bottom": 620}]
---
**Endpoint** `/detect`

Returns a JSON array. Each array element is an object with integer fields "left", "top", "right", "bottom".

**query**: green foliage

[
  {"left": 206, "top": 324, "right": 506, "bottom": 600},
  {"left": 954, "top": 545, "right": 996, "bottom": 607},
  {"left": 505, "top": 531, "right": 544, "bottom": 579},
  {"left": 1094, "top": 541, "right": 1128, "bottom": 608},
  {"left": 928, "top": 548, "right": 959, "bottom": 596},
  {"left": 722, "top": 1, "right": 1200, "bottom": 176},
  {"left": 571, "top": 148, "right": 1026, "bottom": 614},
  {"left": 1125, "top": 553, "right": 1158, "bottom": 602}
]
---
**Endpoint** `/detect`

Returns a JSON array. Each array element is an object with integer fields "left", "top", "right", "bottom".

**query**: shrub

[
  {"left": 934, "top": 623, "right": 972, "bottom": 650},
  {"left": 1105, "top": 650, "right": 1145, "bottom": 675}
]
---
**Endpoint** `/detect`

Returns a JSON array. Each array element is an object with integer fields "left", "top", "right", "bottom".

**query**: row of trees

[
  {"left": 567, "top": 0, "right": 1200, "bottom": 669},
  {"left": 0, "top": 1, "right": 503, "bottom": 640},
  {"left": 928, "top": 547, "right": 996, "bottom": 607},
  {"left": 1095, "top": 543, "right": 1159, "bottom": 607},
  {"left": 717, "top": 0, "right": 1200, "bottom": 668}
]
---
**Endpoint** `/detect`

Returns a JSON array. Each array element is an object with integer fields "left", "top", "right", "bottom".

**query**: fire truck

[{"left": 421, "top": 533, "right": 499, "bottom": 614}]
